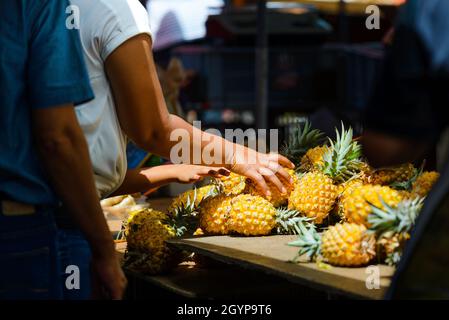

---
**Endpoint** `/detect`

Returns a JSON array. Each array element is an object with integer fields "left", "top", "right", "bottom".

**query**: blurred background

[{"left": 131, "top": 0, "right": 406, "bottom": 178}]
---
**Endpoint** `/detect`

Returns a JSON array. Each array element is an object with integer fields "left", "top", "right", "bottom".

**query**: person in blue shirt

[{"left": 0, "top": 0, "right": 126, "bottom": 299}]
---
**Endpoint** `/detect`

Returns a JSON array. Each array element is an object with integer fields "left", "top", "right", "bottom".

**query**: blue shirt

[{"left": 0, "top": 0, "right": 94, "bottom": 205}]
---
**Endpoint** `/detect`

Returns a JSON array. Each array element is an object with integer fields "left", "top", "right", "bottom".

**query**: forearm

[
  {"left": 112, "top": 166, "right": 179, "bottom": 196},
  {"left": 36, "top": 129, "right": 114, "bottom": 257},
  {"left": 152, "top": 114, "right": 242, "bottom": 168}
]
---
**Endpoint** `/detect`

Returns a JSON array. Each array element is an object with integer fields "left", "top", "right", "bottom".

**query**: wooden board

[{"left": 168, "top": 235, "right": 394, "bottom": 300}]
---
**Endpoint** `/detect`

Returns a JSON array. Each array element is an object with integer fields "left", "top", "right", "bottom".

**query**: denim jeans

[
  {"left": 0, "top": 206, "right": 62, "bottom": 300},
  {"left": 57, "top": 229, "right": 92, "bottom": 300}
]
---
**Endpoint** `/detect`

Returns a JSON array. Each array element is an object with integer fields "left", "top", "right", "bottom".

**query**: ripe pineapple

[
  {"left": 289, "top": 222, "right": 376, "bottom": 267},
  {"left": 244, "top": 168, "right": 298, "bottom": 207},
  {"left": 124, "top": 208, "right": 188, "bottom": 274},
  {"left": 299, "top": 146, "right": 328, "bottom": 172},
  {"left": 368, "top": 197, "right": 424, "bottom": 265},
  {"left": 199, "top": 194, "right": 233, "bottom": 235},
  {"left": 228, "top": 194, "right": 277, "bottom": 235},
  {"left": 341, "top": 185, "right": 402, "bottom": 227},
  {"left": 411, "top": 171, "right": 439, "bottom": 197},
  {"left": 369, "top": 163, "right": 416, "bottom": 186},
  {"left": 216, "top": 172, "right": 246, "bottom": 196},
  {"left": 280, "top": 120, "right": 325, "bottom": 167},
  {"left": 288, "top": 124, "right": 362, "bottom": 224},
  {"left": 288, "top": 172, "right": 338, "bottom": 224},
  {"left": 168, "top": 185, "right": 218, "bottom": 214},
  {"left": 199, "top": 194, "right": 309, "bottom": 236}
]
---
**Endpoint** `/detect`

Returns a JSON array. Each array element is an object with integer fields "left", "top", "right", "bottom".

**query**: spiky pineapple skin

[
  {"left": 199, "top": 195, "right": 232, "bottom": 234},
  {"left": 288, "top": 172, "right": 337, "bottom": 224},
  {"left": 368, "top": 163, "right": 416, "bottom": 185},
  {"left": 321, "top": 223, "right": 376, "bottom": 267},
  {"left": 227, "top": 194, "right": 277, "bottom": 236},
  {"left": 124, "top": 209, "right": 178, "bottom": 274},
  {"left": 168, "top": 185, "right": 217, "bottom": 214},
  {"left": 217, "top": 172, "right": 246, "bottom": 196},
  {"left": 244, "top": 169, "right": 298, "bottom": 207},
  {"left": 342, "top": 185, "right": 402, "bottom": 227},
  {"left": 412, "top": 171, "right": 439, "bottom": 197},
  {"left": 300, "top": 146, "right": 328, "bottom": 171},
  {"left": 377, "top": 232, "right": 410, "bottom": 266}
]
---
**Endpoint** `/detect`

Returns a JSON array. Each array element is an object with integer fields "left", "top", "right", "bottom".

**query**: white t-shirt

[{"left": 70, "top": 0, "right": 152, "bottom": 198}]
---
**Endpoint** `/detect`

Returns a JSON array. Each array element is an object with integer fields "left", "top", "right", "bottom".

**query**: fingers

[
  {"left": 276, "top": 166, "right": 294, "bottom": 184},
  {"left": 110, "top": 271, "right": 127, "bottom": 300},
  {"left": 268, "top": 153, "right": 295, "bottom": 169},
  {"left": 258, "top": 167, "right": 286, "bottom": 194},
  {"left": 247, "top": 170, "right": 270, "bottom": 197}
]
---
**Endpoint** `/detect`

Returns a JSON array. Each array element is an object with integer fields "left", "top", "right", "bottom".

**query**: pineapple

[
  {"left": 411, "top": 171, "right": 439, "bottom": 197},
  {"left": 228, "top": 194, "right": 277, "bottom": 236},
  {"left": 288, "top": 124, "right": 362, "bottom": 224},
  {"left": 368, "top": 197, "right": 424, "bottom": 266},
  {"left": 289, "top": 222, "right": 376, "bottom": 267},
  {"left": 288, "top": 172, "right": 338, "bottom": 224},
  {"left": 299, "top": 146, "right": 328, "bottom": 172},
  {"left": 341, "top": 185, "right": 402, "bottom": 227},
  {"left": 124, "top": 208, "right": 189, "bottom": 274},
  {"left": 369, "top": 163, "right": 416, "bottom": 186},
  {"left": 168, "top": 185, "right": 218, "bottom": 214},
  {"left": 244, "top": 168, "right": 298, "bottom": 207},
  {"left": 281, "top": 120, "right": 325, "bottom": 167},
  {"left": 199, "top": 194, "right": 309, "bottom": 236},
  {"left": 199, "top": 194, "right": 233, "bottom": 235},
  {"left": 216, "top": 172, "right": 246, "bottom": 196}
]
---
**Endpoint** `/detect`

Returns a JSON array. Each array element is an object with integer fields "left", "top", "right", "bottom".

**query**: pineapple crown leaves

[
  {"left": 367, "top": 196, "right": 424, "bottom": 236},
  {"left": 168, "top": 187, "right": 206, "bottom": 237},
  {"left": 280, "top": 120, "right": 325, "bottom": 165},
  {"left": 319, "top": 123, "right": 363, "bottom": 183},
  {"left": 288, "top": 221, "right": 321, "bottom": 262},
  {"left": 390, "top": 163, "right": 423, "bottom": 191},
  {"left": 275, "top": 208, "right": 314, "bottom": 235}
]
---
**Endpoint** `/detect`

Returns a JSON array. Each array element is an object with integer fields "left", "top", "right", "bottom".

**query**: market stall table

[
  {"left": 109, "top": 197, "right": 394, "bottom": 300},
  {"left": 168, "top": 235, "right": 394, "bottom": 300}
]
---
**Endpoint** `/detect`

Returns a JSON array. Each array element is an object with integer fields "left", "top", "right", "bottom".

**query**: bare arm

[
  {"left": 32, "top": 105, "right": 126, "bottom": 299},
  {"left": 112, "top": 165, "right": 229, "bottom": 196},
  {"left": 105, "top": 34, "right": 294, "bottom": 196}
]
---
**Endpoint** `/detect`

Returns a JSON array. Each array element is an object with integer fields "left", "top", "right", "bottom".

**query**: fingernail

[
  {"left": 266, "top": 191, "right": 272, "bottom": 197},
  {"left": 282, "top": 187, "right": 287, "bottom": 194}
]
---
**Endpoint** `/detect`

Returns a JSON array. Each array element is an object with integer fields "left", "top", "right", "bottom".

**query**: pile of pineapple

[{"left": 122, "top": 121, "right": 440, "bottom": 274}]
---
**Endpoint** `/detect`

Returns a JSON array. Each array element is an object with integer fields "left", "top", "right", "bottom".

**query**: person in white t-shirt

[
  {"left": 71, "top": 0, "right": 294, "bottom": 199},
  {"left": 70, "top": 0, "right": 294, "bottom": 299}
]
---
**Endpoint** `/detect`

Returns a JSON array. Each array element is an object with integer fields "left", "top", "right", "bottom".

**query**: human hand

[
  {"left": 169, "top": 164, "right": 230, "bottom": 184},
  {"left": 230, "top": 149, "right": 295, "bottom": 197},
  {"left": 91, "top": 251, "right": 127, "bottom": 300}
]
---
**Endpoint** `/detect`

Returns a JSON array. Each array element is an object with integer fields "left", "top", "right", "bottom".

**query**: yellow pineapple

[
  {"left": 244, "top": 168, "right": 298, "bottom": 207},
  {"left": 124, "top": 208, "right": 184, "bottom": 274},
  {"left": 216, "top": 172, "right": 246, "bottom": 196},
  {"left": 299, "top": 146, "right": 328, "bottom": 172},
  {"left": 289, "top": 124, "right": 363, "bottom": 224},
  {"left": 289, "top": 222, "right": 376, "bottom": 267},
  {"left": 227, "top": 194, "right": 277, "bottom": 236},
  {"left": 368, "top": 163, "right": 416, "bottom": 186},
  {"left": 342, "top": 185, "right": 403, "bottom": 227},
  {"left": 199, "top": 194, "right": 310, "bottom": 236},
  {"left": 288, "top": 172, "right": 338, "bottom": 224},
  {"left": 199, "top": 194, "right": 233, "bottom": 235},
  {"left": 168, "top": 185, "right": 218, "bottom": 214},
  {"left": 411, "top": 171, "right": 439, "bottom": 197},
  {"left": 368, "top": 197, "right": 424, "bottom": 265}
]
